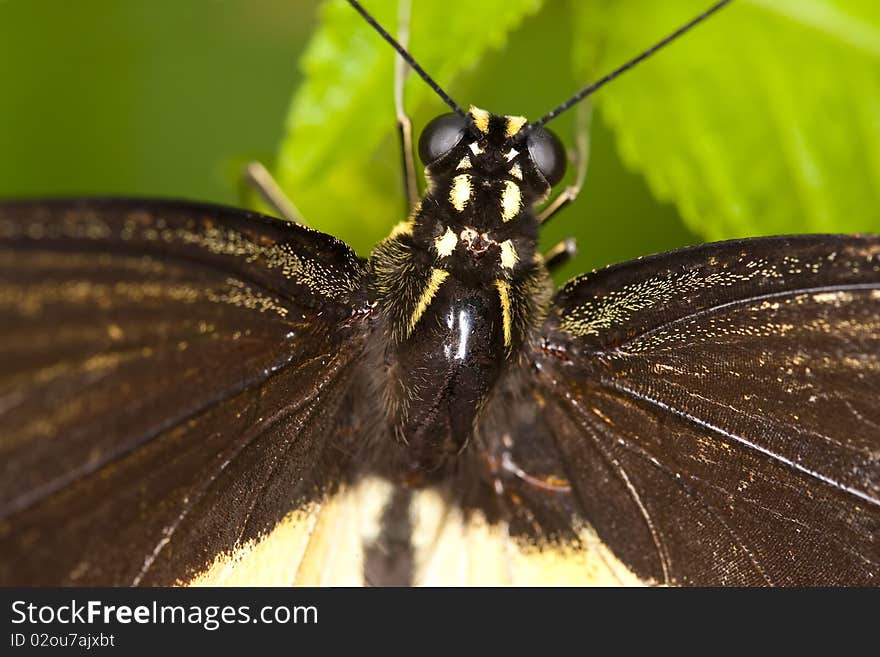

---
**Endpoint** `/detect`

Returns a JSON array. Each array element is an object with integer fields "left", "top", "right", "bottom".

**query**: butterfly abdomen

[{"left": 371, "top": 270, "right": 507, "bottom": 472}]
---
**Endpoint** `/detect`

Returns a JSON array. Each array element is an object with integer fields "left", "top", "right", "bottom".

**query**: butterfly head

[
  {"left": 411, "top": 106, "right": 565, "bottom": 281},
  {"left": 351, "top": 0, "right": 734, "bottom": 283}
]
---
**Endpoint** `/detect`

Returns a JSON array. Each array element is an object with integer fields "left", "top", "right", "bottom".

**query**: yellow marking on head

[
  {"left": 450, "top": 173, "right": 472, "bottom": 212},
  {"left": 495, "top": 279, "right": 513, "bottom": 347},
  {"left": 508, "top": 163, "right": 523, "bottom": 180},
  {"left": 470, "top": 106, "right": 490, "bottom": 134},
  {"left": 499, "top": 240, "right": 519, "bottom": 270},
  {"left": 388, "top": 220, "right": 414, "bottom": 238},
  {"left": 408, "top": 268, "right": 450, "bottom": 337},
  {"left": 456, "top": 156, "right": 471, "bottom": 170},
  {"left": 505, "top": 115, "right": 528, "bottom": 137},
  {"left": 500, "top": 180, "right": 522, "bottom": 222},
  {"left": 434, "top": 227, "right": 458, "bottom": 258}
]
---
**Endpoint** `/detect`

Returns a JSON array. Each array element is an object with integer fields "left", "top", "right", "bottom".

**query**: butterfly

[{"left": 0, "top": 0, "right": 878, "bottom": 587}]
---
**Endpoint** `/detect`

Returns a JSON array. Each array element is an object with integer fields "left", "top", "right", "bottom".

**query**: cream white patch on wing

[
  {"left": 408, "top": 487, "right": 647, "bottom": 586},
  {"left": 184, "top": 477, "right": 393, "bottom": 587}
]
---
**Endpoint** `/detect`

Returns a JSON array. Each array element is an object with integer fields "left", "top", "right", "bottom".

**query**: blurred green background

[
  {"left": 0, "top": 0, "right": 319, "bottom": 204},
  {"left": 1, "top": 0, "right": 878, "bottom": 283}
]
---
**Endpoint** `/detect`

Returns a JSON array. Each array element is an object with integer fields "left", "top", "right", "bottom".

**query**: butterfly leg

[
  {"left": 242, "top": 161, "right": 307, "bottom": 226},
  {"left": 479, "top": 442, "right": 570, "bottom": 539},
  {"left": 394, "top": 0, "right": 419, "bottom": 213},
  {"left": 543, "top": 237, "right": 578, "bottom": 273},
  {"left": 499, "top": 451, "right": 571, "bottom": 494},
  {"left": 537, "top": 103, "right": 592, "bottom": 225},
  {"left": 480, "top": 435, "right": 571, "bottom": 496}
]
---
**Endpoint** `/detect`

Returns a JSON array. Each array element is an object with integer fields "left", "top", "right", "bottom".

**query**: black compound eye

[
  {"left": 526, "top": 126, "right": 566, "bottom": 187},
  {"left": 418, "top": 113, "right": 468, "bottom": 164}
]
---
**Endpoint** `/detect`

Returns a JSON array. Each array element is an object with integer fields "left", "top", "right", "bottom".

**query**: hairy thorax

[{"left": 362, "top": 107, "right": 555, "bottom": 477}]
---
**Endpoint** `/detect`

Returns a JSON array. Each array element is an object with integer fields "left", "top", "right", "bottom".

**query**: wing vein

[
  {"left": 587, "top": 388, "right": 879, "bottom": 571},
  {"left": 595, "top": 282, "right": 880, "bottom": 356},
  {"left": 574, "top": 398, "right": 774, "bottom": 584},
  {"left": 604, "top": 380, "right": 880, "bottom": 508},
  {"left": 132, "top": 348, "right": 358, "bottom": 585},
  {"left": 556, "top": 398, "right": 672, "bottom": 584},
  {"left": 1, "top": 349, "right": 298, "bottom": 519}
]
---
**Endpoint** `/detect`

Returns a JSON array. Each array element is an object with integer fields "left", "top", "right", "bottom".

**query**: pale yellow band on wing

[
  {"left": 184, "top": 478, "right": 646, "bottom": 586},
  {"left": 185, "top": 478, "right": 393, "bottom": 587},
  {"left": 409, "top": 488, "right": 645, "bottom": 586},
  {"left": 184, "top": 506, "right": 319, "bottom": 586},
  {"left": 293, "top": 478, "right": 392, "bottom": 585}
]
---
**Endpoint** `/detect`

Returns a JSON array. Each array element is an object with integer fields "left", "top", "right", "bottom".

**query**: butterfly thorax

[{"left": 364, "top": 108, "right": 554, "bottom": 475}]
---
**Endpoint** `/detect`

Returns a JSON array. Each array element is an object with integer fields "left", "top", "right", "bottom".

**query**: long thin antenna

[
  {"left": 347, "top": 0, "right": 466, "bottom": 119},
  {"left": 532, "top": 0, "right": 734, "bottom": 129}
]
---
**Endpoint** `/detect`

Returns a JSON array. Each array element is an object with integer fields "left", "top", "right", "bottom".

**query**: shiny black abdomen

[{"left": 383, "top": 276, "right": 506, "bottom": 471}]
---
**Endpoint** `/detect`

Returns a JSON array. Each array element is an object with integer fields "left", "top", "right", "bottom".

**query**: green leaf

[
  {"left": 274, "top": 0, "right": 879, "bottom": 275},
  {"left": 573, "top": 0, "right": 880, "bottom": 241},
  {"left": 274, "top": 0, "right": 543, "bottom": 254}
]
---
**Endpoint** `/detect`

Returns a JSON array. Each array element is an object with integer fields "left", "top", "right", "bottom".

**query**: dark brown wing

[
  {"left": 531, "top": 235, "right": 880, "bottom": 585},
  {"left": 0, "top": 198, "right": 368, "bottom": 585}
]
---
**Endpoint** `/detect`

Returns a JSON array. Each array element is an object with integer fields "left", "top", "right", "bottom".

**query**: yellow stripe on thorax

[
  {"left": 495, "top": 279, "right": 513, "bottom": 347},
  {"left": 408, "top": 268, "right": 450, "bottom": 337}
]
